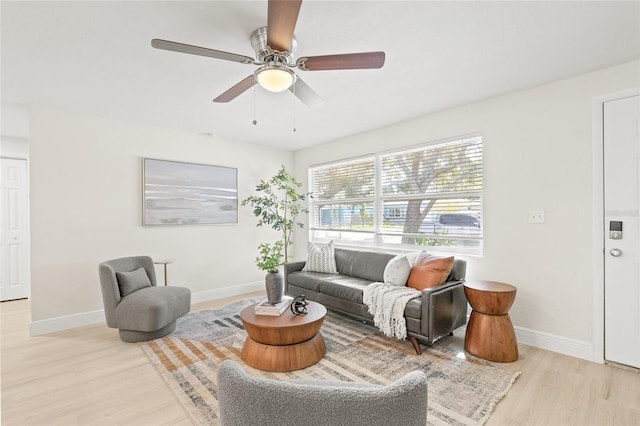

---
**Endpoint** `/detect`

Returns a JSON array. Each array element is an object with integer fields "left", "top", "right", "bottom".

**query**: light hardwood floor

[{"left": 2, "top": 295, "right": 639, "bottom": 426}]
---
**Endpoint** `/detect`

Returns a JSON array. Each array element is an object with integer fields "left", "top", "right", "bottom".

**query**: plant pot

[{"left": 265, "top": 271, "right": 284, "bottom": 304}]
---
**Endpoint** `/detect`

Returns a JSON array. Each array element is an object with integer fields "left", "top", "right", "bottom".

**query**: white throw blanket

[{"left": 362, "top": 282, "right": 420, "bottom": 340}]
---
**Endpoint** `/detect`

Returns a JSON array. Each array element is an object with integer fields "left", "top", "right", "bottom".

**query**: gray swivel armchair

[
  {"left": 98, "top": 256, "right": 191, "bottom": 343},
  {"left": 217, "top": 360, "right": 428, "bottom": 426}
]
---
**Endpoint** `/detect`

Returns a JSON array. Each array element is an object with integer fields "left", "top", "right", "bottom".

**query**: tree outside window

[{"left": 309, "top": 135, "right": 483, "bottom": 255}]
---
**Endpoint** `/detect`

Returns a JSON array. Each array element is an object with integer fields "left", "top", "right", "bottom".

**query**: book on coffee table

[{"left": 254, "top": 296, "right": 293, "bottom": 316}]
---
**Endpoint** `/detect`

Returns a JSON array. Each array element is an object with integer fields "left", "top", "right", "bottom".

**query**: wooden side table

[
  {"left": 239, "top": 301, "right": 327, "bottom": 372},
  {"left": 464, "top": 281, "right": 518, "bottom": 362}
]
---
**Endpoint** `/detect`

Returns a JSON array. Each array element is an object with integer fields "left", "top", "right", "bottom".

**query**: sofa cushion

[
  {"left": 334, "top": 248, "right": 358, "bottom": 276},
  {"left": 407, "top": 252, "right": 455, "bottom": 290},
  {"left": 303, "top": 241, "right": 338, "bottom": 274},
  {"left": 318, "top": 275, "right": 372, "bottom": 304},
  {"left": 315, "top": 279, "right": 422, "bottom": 318},
  {"left": 335, "top": 248, "right": 395, "bottom": 282},
  {"left": 383, "top": 254, "right": 412, "bottom": 286},
  {"left": 116, "top": 267, "right": 152, "bottom": 297},
  {"left": 287, "top": 271, "right": 330, "bottom": 292},
  {"left": 448, "top": 259, "right": 467, "bottom": 282}
]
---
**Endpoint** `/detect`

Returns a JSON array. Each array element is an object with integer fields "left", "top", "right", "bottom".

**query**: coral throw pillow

[{"left": 407, "top": 252, "right": 454, "bottom": 290}]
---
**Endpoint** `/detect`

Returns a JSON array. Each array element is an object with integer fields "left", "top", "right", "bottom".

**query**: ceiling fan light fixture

[{"left": 255, "top": 65, "right": 296, "bottom": 93}]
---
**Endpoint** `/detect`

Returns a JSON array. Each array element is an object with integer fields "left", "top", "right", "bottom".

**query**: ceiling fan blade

[
  {"left": 151, "top": 39, "right": 255, "bottom": 65},
  {"left": 267, "top": 0, "right": 302, "bottom": 52},
  {"left": 289, "top": 77, "right": 323, "bottom": 108},
  {"left": 213, "top": 75, "right": 256, "bottom": 103},
  {"left": 297, "top": 52, "right": 385, "bottom": 71}
]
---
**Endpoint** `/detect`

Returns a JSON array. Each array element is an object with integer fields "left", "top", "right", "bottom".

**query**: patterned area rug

[{"left": 141, "top": 298, "right": 520, "bottom": 426}]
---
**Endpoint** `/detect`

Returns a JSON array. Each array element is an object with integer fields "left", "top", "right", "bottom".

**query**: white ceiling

[{"left": 2, "top": 1, "right": 639, "bottom": 150}]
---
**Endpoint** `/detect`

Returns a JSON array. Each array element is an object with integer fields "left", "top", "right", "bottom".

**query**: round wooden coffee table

[
  {"left": 240, "top": 300, "right": 327, "bottom": 372},
  {"left": 464, "top": 281, "right": 518, "bottom": 362}
]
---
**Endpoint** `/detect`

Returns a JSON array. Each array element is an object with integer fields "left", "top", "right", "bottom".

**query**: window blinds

[{"left": 308, "top": 136, "right": 483, "bottom": 254}]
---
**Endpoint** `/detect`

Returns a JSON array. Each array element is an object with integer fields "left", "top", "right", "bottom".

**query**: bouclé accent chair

[
  {"left": 217, "top": 360, "right": 428, "bottom": 426},
  {"left": 98, "top": 256, "right": 191, "bottom": 342}
]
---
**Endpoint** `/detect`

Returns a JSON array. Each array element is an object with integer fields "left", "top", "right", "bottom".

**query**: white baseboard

[
  {"left": 29, "top": 281, "right": 265, "bottom": 336},
  {"left": 190, "top": 281, "right": 264, "bottom": 305},
  {"left": 29, "top": 284, "right": 595, "bottom": 363},
  {"left": 30, "top": 309, "right": 105, "bottom": 336},
  {"left": 515, "top": 325, "right": 594, "bottom": 361}
]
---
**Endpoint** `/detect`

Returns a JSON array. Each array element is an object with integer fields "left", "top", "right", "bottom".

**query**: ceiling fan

[{"left": 151, "top": 0, "right": 385, "bottom": 107}]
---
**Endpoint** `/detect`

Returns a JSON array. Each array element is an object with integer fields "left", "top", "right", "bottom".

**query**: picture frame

[{"left": 142, "top": 158, "right": 238, "bottom": 226}]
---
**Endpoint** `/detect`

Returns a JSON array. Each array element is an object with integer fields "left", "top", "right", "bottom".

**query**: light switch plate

[{"left": 529, "top": 210, "right": 545, "bottom": 224}]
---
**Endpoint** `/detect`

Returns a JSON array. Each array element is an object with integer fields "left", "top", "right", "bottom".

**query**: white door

[
  {"left": 604, "top": 95, "right": 640, "bottom": 369},
  {"left": 0, "top": 158, "right": 30, "bottom": 301}
]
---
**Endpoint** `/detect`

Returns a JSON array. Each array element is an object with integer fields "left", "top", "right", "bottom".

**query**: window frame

[{"left": 308, "top": 134, "right": 483, "bottom": 256}]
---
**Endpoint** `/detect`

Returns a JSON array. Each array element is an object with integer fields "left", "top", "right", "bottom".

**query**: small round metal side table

[{"left": 153, "top": 259, "right": 174, "bottom": 286}]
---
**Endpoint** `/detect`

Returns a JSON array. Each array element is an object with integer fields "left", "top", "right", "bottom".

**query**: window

[{"left": 309, "top": 135, "right": 483, "bottom": 255}]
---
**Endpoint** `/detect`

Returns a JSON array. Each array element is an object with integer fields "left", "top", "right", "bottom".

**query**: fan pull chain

[
  {"left": 292, "top": 82, "right": 296, "bottom": 133},
  {"left": 252, "top": 85, "right": 257, "bottom": 125}
]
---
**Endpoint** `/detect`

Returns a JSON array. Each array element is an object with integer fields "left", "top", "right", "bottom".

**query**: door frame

[{"left": 591, "top": 87, "right": 639, "bottom": 364}]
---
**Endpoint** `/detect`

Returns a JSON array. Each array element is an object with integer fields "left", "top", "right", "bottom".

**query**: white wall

[
  {"left": 29, "top": 106, "right": 290, "bottom": 332},
  {"left": 1, "top": 103, "right": 30, "bottom": 140},
  {"left": 0, "top": 137, "right": 29, "bottom": 159},
  {"left": 1, "top": 103, "right": 30, "bottom": 159},
  {"left": 294, "top": 60, "right": 640, "bottom": 360}
]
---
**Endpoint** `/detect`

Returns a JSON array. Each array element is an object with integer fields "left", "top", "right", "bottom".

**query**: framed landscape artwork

[{"left": 142, "top": 158, "right": 238, "bottom": 226}]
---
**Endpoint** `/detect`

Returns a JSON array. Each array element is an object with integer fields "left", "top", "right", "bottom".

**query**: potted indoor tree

[
  {"left": 256, "top": 241, "right": 284, "bottom": 304},
  {"left": 242, "top": 165, "right": 311, "bottom": 303}
]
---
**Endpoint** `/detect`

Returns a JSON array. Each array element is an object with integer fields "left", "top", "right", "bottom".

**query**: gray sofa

[{"left": 285, "top": 247, "right": 467, "bottom": 354}]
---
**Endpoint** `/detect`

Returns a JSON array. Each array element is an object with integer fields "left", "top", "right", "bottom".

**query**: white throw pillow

[
  {"left": 302, "top": 241, "right": 338, "bottom": 274},
  {"left": 404, "top": 251, "right": 422, "bottom": 266},
  {"left": 383, "top": 254, "right": 413, "bottom": 286}
]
